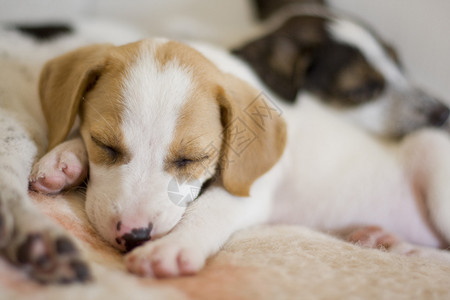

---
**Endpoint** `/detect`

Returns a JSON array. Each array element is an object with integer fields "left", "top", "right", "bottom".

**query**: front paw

[
  {"left": 15, "top": 232, "right": 91, "bottom": 284},
  {"left": 29, "top": 140, "right": 88, "bottom": 194},
  {"left": 0, "top": 187, "right": 91, "bottom": 284},
  {"left": 124, "top": 238, "right": 205, "bottom": 278},
  {"left": 2, "top": 212, "right": 91, "bottom": 284}
]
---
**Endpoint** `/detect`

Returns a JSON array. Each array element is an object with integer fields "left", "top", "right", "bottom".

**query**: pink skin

[
  {"left": 347, "top": 226, "right": 400, "bottom": 250},
  {"left": 346, "top": 225, "right": 450, "bottom": 263},
  {"left": 29, "top": 138, "right": 88, "bottom": 194}
]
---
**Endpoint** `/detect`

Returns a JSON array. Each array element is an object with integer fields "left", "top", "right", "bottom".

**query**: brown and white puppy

[
  {"left": 233, "top": 0, "right": 450, "bottom": 137},
  {"left": 31, "top": 37, "right": 450, "bottom": 278}
]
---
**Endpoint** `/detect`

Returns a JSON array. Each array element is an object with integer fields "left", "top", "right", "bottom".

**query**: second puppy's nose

[{"left": 116, "top": 222, "right": 153, "bottom": 252}]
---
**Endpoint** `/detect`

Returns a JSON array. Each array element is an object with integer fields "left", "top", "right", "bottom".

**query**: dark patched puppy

[{"left": 234, "top": 0, "right": 449, "bottom": 137}]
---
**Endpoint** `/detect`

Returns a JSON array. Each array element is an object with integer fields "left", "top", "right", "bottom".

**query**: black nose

[
  {"left": 121, "top": 223, "right": 153, "bottom": 252},
  {"left": 428, "top": 104, "right": 450, "bottom": 127}
]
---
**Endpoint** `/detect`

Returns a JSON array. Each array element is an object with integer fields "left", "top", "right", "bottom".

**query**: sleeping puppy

[
  {"left": 233, "top": 0, "right": 450, "bottom": 137},
  {"left": 0, "top": 21, "right": 143, "bottom": 283},
  {"left": 31, "top": 37, "right": 450, "bottom": 278}
]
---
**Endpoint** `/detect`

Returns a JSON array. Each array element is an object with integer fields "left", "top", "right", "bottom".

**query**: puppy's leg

[
  {"left": 30, "top": 137, "right": 88, "bottom": 194},
  {"left": 347, "top": 225, "right": 450, "bottom": 263},
  {"left": 0, "top": 115, "right": 90, "bottom": 283},
  {"left": 400, "top": 129, "right": 450, "bottom": 245},
  {"left": 125, "top": 186, "right": 270, "bottom": 278}
]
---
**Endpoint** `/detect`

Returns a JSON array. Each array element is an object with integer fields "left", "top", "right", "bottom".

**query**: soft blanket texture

[{"left": 0, "top": 191, "right": 448, "bottom": 299}]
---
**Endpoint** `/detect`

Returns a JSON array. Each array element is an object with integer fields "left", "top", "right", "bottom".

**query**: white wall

[{"left": 0, "top": 0, "right": 449, "bottom": 101}]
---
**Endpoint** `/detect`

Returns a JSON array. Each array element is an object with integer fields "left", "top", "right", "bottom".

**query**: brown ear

[
  {"left": 39, "top": 44, "right": 113, "bottom": 150},
  {"left": 217, "top": 74, "right": 287, "bottom": 197}
]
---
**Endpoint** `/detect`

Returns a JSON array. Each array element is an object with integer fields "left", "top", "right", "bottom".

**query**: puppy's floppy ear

[
  {"left": 39, "top": 44, "right": 113, "bottom": 150},
  {"left": 217, "top": 74, "right": 287, "bottom": 197}
]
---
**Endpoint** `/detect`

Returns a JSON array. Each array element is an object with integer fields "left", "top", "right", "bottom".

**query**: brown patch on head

[
  {"left": 79, "top": 42, "right": 145, "bottom": 166},
  {"left": 165, "top": 99, "right": 222, "bottom": 181},
  {"left": 39, "top": 41, "right": 152, "bottom": 164},
  {"left": 161, "top": 42, "right": 224, "bottom": 181},
  {"left": 83, "top": 116, "right": 129, "bottom": 166},
  {"left": 164, "top": 84, "right": 223, "bottom": 182},
  {"left": 160, "top": 41, "right": 287, "bottom": 196},
  {"left": 39, "top": 41, "right": 144, "bottom": 158}
]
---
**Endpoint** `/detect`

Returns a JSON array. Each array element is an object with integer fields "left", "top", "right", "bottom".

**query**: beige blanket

[{"left": 1, "top": 191, "right": 449, "bottom": 300}]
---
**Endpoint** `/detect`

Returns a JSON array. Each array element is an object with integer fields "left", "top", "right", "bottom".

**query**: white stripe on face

[
  {"left": 121, "top": 39, "right": 193, "bottom": 174},
  {"left": 86, "top": 39, "right": 195, "bottom": 243}
]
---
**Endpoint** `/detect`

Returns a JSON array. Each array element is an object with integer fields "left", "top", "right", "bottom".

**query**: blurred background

[{"left": 0, "top": 0, "right": 449, "bottom": 102}]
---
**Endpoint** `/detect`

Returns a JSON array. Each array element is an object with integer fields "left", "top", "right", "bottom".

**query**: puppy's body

[
  {"left": 272, "top": 98, "right": 441, "bottom": 247},
  {"left": 233, "top": 3, "right": 450, "bottom": 138},
  {"left": 31, "top": 36, "right": 450, "bottom": 279}
]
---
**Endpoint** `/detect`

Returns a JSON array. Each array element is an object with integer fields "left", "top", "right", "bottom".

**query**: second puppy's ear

[
  {"left": 234, "top": 35, "right": 311, "bottom": 101},
  {"left": 233, "top": 16, "right": 328, "bottom": 102}
]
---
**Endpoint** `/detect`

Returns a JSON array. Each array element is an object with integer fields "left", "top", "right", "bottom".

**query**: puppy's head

[
  {"left": 233, "top": 12, "right": 450, "bottom": 137},
  {"left": 39, "top": 40, "right": 286, "bottom": 252}
]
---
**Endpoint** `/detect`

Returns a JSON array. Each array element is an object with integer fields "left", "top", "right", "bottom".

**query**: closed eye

[
  {"left": 91, "top": 135, "right": 121, "bottom": 162},
  {"left": 174, "top": 155, "right": 209, "bottom": 169}
]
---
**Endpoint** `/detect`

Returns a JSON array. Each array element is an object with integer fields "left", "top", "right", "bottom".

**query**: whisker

[
  {"left": 183, "top": 133, "right": 210, "bottom": 148},
  {"left": 83, "top": 101, "right": 118, "bottom": 134}
]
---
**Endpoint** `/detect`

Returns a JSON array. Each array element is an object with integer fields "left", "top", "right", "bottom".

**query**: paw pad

[{"left": 347, "top": 226, "right": 399, "bottom": 250}]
